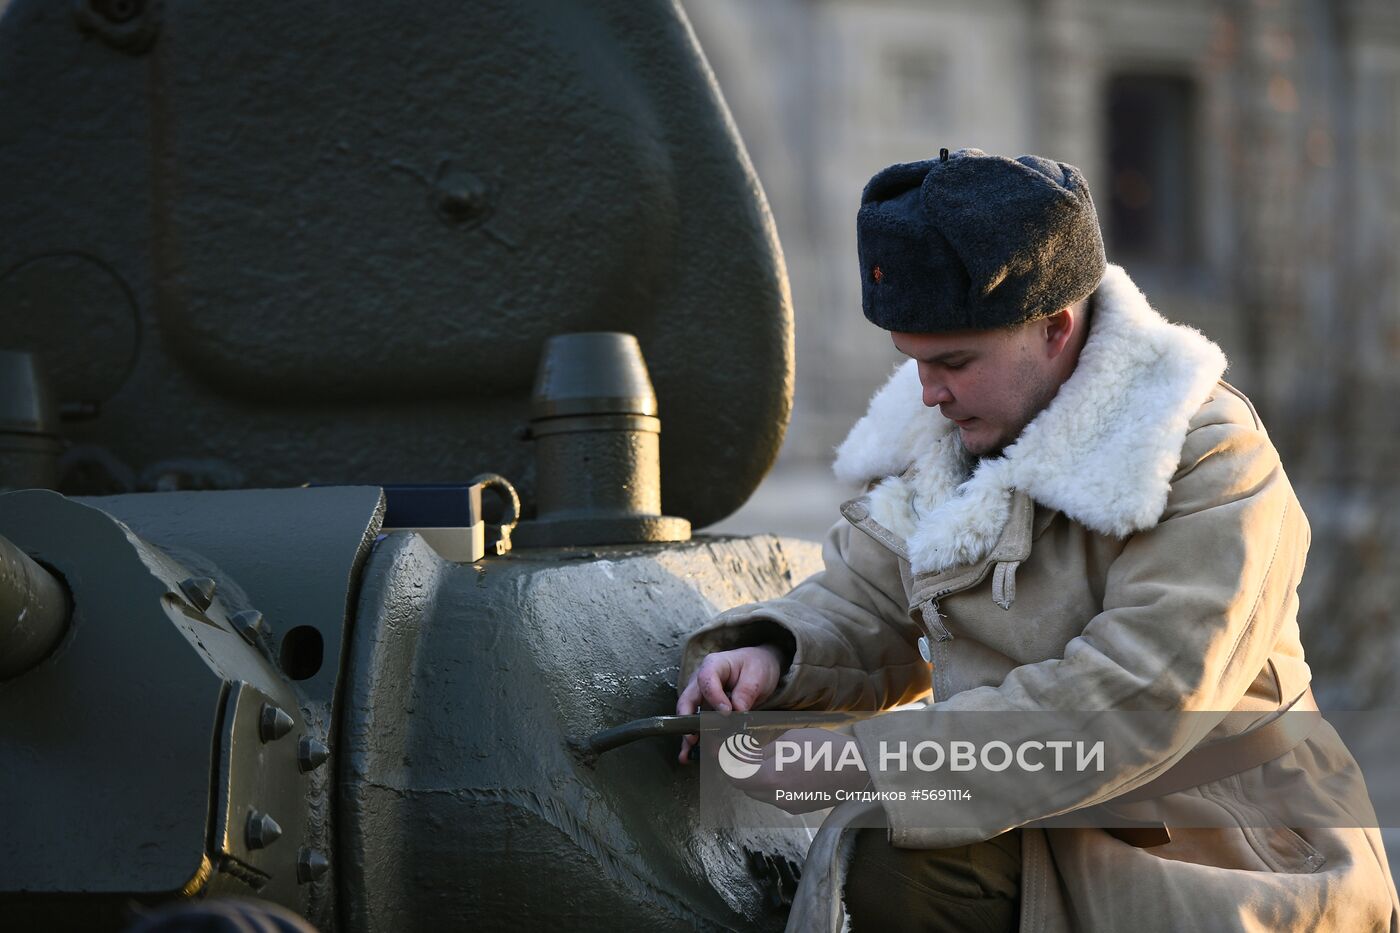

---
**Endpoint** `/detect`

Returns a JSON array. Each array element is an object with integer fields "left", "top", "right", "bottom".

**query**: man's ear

[{"left": 1043, "top": 308, "right": 1076, "bottom": 357}]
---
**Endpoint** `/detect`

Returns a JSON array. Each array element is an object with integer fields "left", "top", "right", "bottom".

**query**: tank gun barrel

[{"left": 0, "top": 529, "right": 70, "bottom": 679}]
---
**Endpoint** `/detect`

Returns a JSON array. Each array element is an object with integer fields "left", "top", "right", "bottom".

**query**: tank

[{"left": 0, "top": 1, "right": 823, "bottom": 930}]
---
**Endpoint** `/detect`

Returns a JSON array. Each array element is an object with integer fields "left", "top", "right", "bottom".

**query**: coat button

[{"left": 918, "top": 636, "right": 931, "bottom": 663}]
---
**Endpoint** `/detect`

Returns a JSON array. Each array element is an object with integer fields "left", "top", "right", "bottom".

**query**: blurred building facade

[{"left": 689, "top": 0, "right": 1400, "bottom": 706}]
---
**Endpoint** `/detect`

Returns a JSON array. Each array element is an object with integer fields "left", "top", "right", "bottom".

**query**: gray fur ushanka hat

[{"left": 857, "top": 148, "right": 1106, "bottom": 332}]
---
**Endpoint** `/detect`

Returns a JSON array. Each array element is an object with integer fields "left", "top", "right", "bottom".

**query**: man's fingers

[
  {"left": 676, "top": 678, "right": 701, "bottom": 716},
  {"left": 729, "top": 660, "right": 771, "bottom": 713},
  {"left": 697, "top": 660, "right": 734, "bottom": 712},
  {"left": 676, "top": 648, "right": 779, "bottom": 763}
]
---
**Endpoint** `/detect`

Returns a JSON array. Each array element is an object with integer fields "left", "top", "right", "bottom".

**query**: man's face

[{"left": 890, "top": 312, "right": 1079, "bottom": 459}]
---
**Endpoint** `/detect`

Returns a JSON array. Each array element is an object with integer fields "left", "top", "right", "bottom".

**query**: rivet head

[
  {"left": 297, "top": 847, "right": 329, "bottom": 883},
  {"left": 434, "top": 167, "right": 491, "bottom": 225},
  {"left": 179, "top": 576, "right": 217, "bottom": 611},
  {"left": 230, "top": 609, "right": 267, "bottom": 645},
  {"left": 260, "top": 703, "right": 294, "bottom": 743},
  {"left": 918, "top": 636, "right": 932, "bottom": 663},
  {"left": 298, "top": 735, "right": 330, "bottom": 773},
  {"left": 247, "top": 811, "right": 283, "bottom": 849}
]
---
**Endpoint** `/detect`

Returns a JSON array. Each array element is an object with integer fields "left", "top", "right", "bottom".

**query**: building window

[{"left": 1104, "top": 73, "right": 1198, "bottom": 266}]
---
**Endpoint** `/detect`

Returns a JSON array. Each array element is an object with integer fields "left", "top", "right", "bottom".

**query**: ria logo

[{"left": 717, "top": 732, "right": 765, "bottom": 779}]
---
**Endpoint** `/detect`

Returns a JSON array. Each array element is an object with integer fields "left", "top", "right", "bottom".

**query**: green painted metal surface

[
  {"left": 0, "top": 0, "right": 793, "bottom": 529},
  {"left": 0, "top": 484, "right": 824, "bottom": 930},
  {"left": 0, "top": 490, "right": 313, "bottom": 926},
  {"left": 340, "top": 531, "right": 825, "bottom": 931},
  {"left": 0, "top": 1, "right": 811, "bottom": 927}
]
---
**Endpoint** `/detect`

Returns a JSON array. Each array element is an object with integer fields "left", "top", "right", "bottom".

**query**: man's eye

[{"left": 945, "top": 360, "right": 967, "bottom": 371}]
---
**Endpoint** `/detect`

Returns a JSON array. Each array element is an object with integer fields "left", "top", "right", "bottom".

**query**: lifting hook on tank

[{"left": 469, "top": 472, "right": 520, "bottom": 556}]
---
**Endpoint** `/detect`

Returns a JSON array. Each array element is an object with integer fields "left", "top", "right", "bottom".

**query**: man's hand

[{"left": 675, "top": 644, "right": 785, "bottom": 764}]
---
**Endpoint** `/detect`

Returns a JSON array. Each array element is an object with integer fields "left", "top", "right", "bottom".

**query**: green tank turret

[{"left": 0, "top": 1, "right": 819, "bottom": 929}]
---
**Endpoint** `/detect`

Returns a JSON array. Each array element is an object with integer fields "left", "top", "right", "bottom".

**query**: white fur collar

[{"left": 832, "top": 264, "right": 1228, "bottom": 575}]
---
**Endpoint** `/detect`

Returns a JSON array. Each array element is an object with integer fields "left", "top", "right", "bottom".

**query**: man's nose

[{"left": 921, "top": 381, "right": 953, "bottom": 407}]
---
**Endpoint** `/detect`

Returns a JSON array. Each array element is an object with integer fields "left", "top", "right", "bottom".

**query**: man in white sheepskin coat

[{"left": 676, "top": 150, "right": 1398, "bottom": 932}]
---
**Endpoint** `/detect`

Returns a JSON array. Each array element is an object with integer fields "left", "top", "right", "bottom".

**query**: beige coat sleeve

[
  {"left": 853, "top": 402, "right": 1313, "bottom": 847},
  {"left": 679, "top": 517, "right": 931, "bottom": 711}
]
